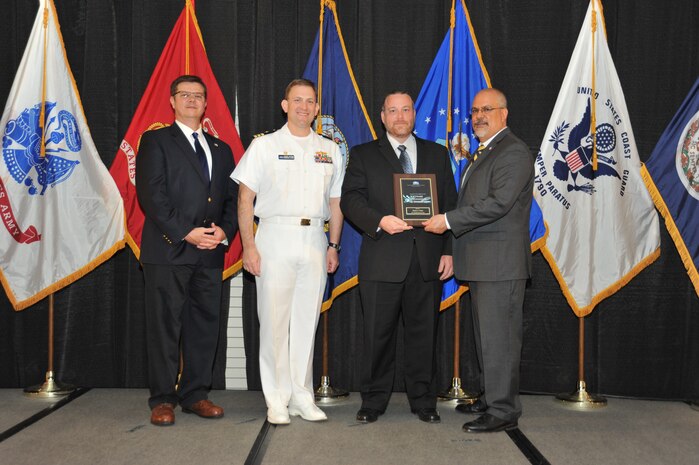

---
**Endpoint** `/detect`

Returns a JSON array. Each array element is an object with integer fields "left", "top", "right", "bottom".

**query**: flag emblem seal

[
  {"left": 676, "top": 112, "right": 699, "bottom": 198},
  {"left": 319, "top": 115, "right": 347, "bottom": 166},
  {"left": 3, "top": 102, "right": 81, "bottom": 196},
  {"left": 545, "top": 98, "right": 620, "bottom": 197}
]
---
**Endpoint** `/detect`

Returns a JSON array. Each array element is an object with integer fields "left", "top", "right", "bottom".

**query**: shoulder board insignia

[{"left": 254, "top": 129, "right": 277, "bottom": 139}]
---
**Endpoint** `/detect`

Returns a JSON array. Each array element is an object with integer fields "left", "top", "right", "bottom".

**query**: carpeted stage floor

[{"left": 0, "top": 389, "right": 697, "bottom": 465}]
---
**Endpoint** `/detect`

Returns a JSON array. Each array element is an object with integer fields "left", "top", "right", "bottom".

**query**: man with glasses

[
  {"left": 341, "top": 91, "right": 457, "bottom": 424},
  {"left": 136, "top": 75, "right": 238, "bottom": 426},
  {"left": 232, "top": 79, "right": 344, "bottom": 425},
  {"left": 424, "top": 88, "right": 534, "bottom": 433}
]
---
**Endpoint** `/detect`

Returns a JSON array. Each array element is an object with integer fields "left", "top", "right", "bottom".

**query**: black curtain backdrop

[{"left": 1, "top": 1, "right": 698, "bottom": 400}]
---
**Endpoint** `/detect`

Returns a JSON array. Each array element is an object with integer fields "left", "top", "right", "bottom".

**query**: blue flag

[
  {"left": 302, "top": 0, "right": 376, "bottom": 310},
  {"left": 642, "top": 77, "right": 699, "bottom": 296},
  {"left": 414, "top": 0, "right": 546, "bottom": 309}
]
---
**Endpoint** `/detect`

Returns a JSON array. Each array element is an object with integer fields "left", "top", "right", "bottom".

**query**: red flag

[{"left": 109, "top": 1, "right": 244, "bottom": 278}]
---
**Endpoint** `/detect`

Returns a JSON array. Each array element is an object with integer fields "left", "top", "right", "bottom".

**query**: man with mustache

[
  {"left": 424, "top": 88, "right": 534, "bottom": 433},
  {"left": 232, "top": 79, "right": 344, "bottom": 425},
  {"left": 341, "top": 91, "right": 456, "bottom": 424}
]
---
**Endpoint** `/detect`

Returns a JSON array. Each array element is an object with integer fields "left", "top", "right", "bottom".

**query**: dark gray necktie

[
  {"left": 192, "top": 132, "right": 210, "bottom": 182},
  {"left": 398, "top": 145, "right": 414, "bottom": 174}
]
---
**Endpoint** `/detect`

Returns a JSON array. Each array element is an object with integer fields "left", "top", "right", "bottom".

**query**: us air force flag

[
  {"left": 0, "top": 0, "right": 125, "bottom": 310},
  {"left": 414, "top": 0, "right": 546, "bottom": 309},
  {"left": 534, "top": 0, "right": 660, "bottom": 317},
  {"left": 302, "top": 0, "right": 376, "bottom": 311},
  {"left": 642, "top": 78, "right": 699, "bottom": 296}
]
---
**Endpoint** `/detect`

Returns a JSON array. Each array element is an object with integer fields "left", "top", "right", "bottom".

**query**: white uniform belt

[{"left": 260, "top": 216, "right": 324, "bottom": 227}]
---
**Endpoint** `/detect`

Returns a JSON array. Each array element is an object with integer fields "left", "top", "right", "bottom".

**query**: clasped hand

[{"left": 185, "top": 223, "right": 226, "bottom": 250}]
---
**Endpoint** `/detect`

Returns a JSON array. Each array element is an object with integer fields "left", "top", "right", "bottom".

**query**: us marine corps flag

[
  {"left": 534, "top": 0, "right": 660, "bottom": 316},
  {"left": 642, "top": 78, "right": 699, "bottom": 296},
  {"left": 109, "top": 0, "right": 245, "bottom": 278},
  {"left": 0, "top": 0, "right": 125, "bottom": 310}
]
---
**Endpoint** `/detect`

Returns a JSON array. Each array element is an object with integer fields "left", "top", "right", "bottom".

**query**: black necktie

[
  {"left": 192, "top": 132, "right": 210, "bottom": 182},
  {"left": 398, "top": 145, "right": 414, "bottom": 174}
]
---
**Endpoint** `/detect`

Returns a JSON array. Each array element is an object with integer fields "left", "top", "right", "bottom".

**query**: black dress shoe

[
  {"left": 455, "top": 399, "right": 487, "bottom": 415},
  {"left": 411, "top": 408, "right": 441, "bottom": 423},
  {"left": 463, "top": 413, "right": 517, "bottom": 433},
  {"left": 356, "top": 408, "right": 381, "bottom": 423}
]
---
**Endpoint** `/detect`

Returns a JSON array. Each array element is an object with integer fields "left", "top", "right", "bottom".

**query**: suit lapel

[
  {"left": 459, "top": 128, "right": 511, "bottom": 199},
  {"left": 170, "top": 124, "right": 209, "bottom": 185},
  {"left": 378, "top": 136, "right": 403, "bottom": 173},
  {"left": 204, "top": 132, "right": 222, "bottom": 193}
]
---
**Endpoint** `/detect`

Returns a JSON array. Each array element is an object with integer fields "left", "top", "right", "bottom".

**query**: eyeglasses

[
  {"left": 174, "top": 91, "right": 205, "bottom": 101},
  {"left": 470, "top": 106, "right": 505, "bottom": 116}
]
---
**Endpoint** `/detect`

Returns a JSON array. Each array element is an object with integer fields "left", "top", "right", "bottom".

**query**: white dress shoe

[
  {"left": 288, "top": 403, "right": 327, "bottom": 422},
  {"left": 267, "top": 407, "right": 290, "bottom": 425}
]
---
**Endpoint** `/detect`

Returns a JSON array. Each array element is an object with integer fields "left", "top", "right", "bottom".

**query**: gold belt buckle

[{"left": 300, "top": 218, "right": 311, "bottom": 226}]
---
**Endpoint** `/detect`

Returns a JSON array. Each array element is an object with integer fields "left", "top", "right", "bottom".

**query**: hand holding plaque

[{"left": 393, "top": 173, "right": 438, "bottom": 226}]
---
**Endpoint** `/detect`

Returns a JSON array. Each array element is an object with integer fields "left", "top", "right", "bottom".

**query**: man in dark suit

[
  {"left": 424, "top": 88, "right": 533, "bottom": 433},
  {"left": 136, "top": 75, "right": 238, "bottom": 426},
  {"left": 341, "top": 91, "right": 457, "bottom": 424}
]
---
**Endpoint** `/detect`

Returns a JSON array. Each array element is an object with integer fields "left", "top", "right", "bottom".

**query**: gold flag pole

[
  {"left": 25, "top": 2, "right": 74, "bottom": 398},
  {"left": 25, "top": 294, "right": 75, "bottom": 398},
  {"left": 314, "top": 308, "right": 349, "bottom": 403},
  {"left": 312, "top": 0, "right": 348, "bottom": 403},
  {"left": 439, "top": 125, "right": 476, "bottom": 403},
  {"left": 438, "top": 299, "right": 478, "bottom": 403},
  {"left": 555, "top": 316, "right": 606, "bottom": 409}
]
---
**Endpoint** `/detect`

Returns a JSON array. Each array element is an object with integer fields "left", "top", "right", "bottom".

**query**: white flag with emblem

[
  {"left": 0, "top": 0, "right": 125, "bottom": 310},
  {"left": 534, "top": 0, "right": 660, "bottom": 316}
]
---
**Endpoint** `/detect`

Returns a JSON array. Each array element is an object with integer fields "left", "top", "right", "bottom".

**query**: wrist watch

[{"left": 328, "top": 242, "right": 341, "bottom": 252}]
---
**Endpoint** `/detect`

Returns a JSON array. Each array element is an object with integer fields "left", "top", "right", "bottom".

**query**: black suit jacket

[
  {"left": 447, "top": 128, "right": 533, "bottom": 281},
  {"left": 341, "top": 135, "right": 457, "bottom": 282},
  {"left": 136, "top": 123, "right": 238, "bottom": 267}
]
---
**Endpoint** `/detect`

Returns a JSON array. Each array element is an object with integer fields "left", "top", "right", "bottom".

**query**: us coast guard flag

[
  {"left": 534, "top": 0, "right": 660, "bottom": 316},
  {"left": 0, "top": 0, "right": 125, "bottom": 310},
  {"left": 642, "top": 78, "right": 699, "bottom": 296},
  {"left": 302, "top": 0, "right": 376, "bottom": 311},
  {"left": 414, "top": 0, "right": 546, "bottom": 309}
]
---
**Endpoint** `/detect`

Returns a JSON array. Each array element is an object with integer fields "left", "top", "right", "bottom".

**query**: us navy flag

[{"left": 302, "top": 0, "right": 376, "bottom": 310}]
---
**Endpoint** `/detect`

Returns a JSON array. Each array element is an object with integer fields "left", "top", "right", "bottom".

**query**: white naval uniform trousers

[{"left": 255, "top": 218, "right": 327, "bottom": 408}]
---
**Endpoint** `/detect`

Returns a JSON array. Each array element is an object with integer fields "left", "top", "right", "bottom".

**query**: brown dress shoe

[
  {"left": 182, "top": 399, "right": 224, "bottom": 419},
  {"left": 150, "top": 403, "right": 175, "bottom": 426}
]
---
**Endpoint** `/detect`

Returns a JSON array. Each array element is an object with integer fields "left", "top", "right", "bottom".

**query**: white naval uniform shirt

[{"left": 231, "top": 123, "right": 344, "bottom": 220}]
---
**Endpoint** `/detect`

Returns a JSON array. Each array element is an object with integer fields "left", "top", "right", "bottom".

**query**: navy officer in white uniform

[{"left": 231, "top": 78, "right": 344, "bottom": 425}]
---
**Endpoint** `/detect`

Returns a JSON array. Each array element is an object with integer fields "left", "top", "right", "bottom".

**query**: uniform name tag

[
  {"left": 278, "top": 154, "right": 295, "bottom": 160},
  {"left": 314, "top": 151, "right": 332, "bottom": 163}
]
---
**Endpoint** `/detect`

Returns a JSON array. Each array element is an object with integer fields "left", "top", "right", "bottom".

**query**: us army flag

[
  {"left": 534, "top": 0, "right": 660, "bottom": 316},
  {"left": 0, "top": 0, "right": 125, "bottom": 310}
]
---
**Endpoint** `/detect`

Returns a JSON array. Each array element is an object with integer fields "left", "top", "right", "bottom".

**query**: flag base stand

[
  {"left": 690, "top": 401, "right": 699, "bottom": 412},
  {"left": 555, "top": 381, "right": 606, "bottom": 410},
  {"left": 24, "top": 371, "right": 75, "bottom": 399},
  {"left": 438, "top": 377, "right": 479, "bottom": 403},
  {"left": 315, "top": 376, "right": 349, "bottom": 404}
]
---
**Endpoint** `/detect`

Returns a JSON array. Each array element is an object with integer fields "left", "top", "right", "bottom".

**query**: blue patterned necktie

[
  {"left": 398, "top": 145, "right": 414, "bottom": 174},
  {"left": 192, "top": 132, "right": 210, "bottom": 182}
]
